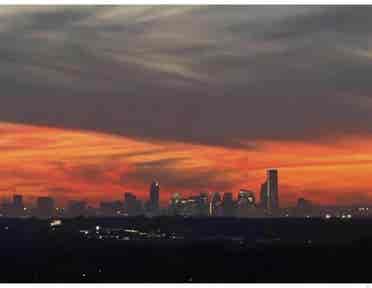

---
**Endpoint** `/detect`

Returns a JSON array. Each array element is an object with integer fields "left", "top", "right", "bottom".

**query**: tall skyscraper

[
  {"left": 149, "top": 180, "right": 160, "bottom": 212},
  {"left": 267, "top": 169, "right": 279, "bottom": 210},
  {"left": 209, "top": 192, "right": 222, "bottom": 216},
  {"left": 261, "top": 169, "right": 279, "bottom": 213}
]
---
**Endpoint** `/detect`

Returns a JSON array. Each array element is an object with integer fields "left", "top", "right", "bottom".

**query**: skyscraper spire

[{"left": 149, "top": 179, "right": 160, "bottom": 213}]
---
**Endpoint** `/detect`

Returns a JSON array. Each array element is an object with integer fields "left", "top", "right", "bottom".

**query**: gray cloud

[
  {"left": 257, "top": 6, "right": 372, "bottom": 40},
  {"left": 121, "top": 157, "right": 234, "bottom": 192},
  {"left": 1, "top": 6, "right": 372, "bottom": 146}
]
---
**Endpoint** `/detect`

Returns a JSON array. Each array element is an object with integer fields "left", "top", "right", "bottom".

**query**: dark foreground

[{"left": 1, "top": 217, "right": 372, "bottom": 282}]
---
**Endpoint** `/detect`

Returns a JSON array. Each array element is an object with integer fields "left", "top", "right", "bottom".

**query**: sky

[{"left": 1, "top": 6, "right": 372, "bottom": 206}]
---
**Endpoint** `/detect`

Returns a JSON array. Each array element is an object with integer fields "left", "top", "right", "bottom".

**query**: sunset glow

[{"left": 1, "top": 121, "right": 372, "bottom": 206}]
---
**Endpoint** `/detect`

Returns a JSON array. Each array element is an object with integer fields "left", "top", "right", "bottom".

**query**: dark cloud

[
  {"left": 1, "top": 6, "right": 372, "bottom": 147},
  {"left": 258, "top": 6, "right": 372, "bottom": 40},
  {"left": 51, "top": 156, "right": 234, "bottom": 194},
  {"left": 121, "top": 158, "right": 233, "bottom": 192}
]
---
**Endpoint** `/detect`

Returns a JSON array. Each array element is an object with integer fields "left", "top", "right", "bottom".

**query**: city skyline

[
  {"left": 2, "top": 167, "right": 372, "bottom": 220},
  {"left": 1, "top": 7, "right": 372, "bottom": 206},
  {"left": 2, "top": 122, "right": 372, "bottom": 207},
  {"left": 2, "top": 169, "right": 277, "bottom": 209},
  {"left": 0, "top": 167, "right": 365, "bottom": 212}
]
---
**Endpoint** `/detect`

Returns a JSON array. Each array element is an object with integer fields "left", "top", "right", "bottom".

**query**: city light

[{"left": 50, "top": 219, "right": 62, "bottom": 227}]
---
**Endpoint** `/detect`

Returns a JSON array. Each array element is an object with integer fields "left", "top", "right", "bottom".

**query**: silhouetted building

[
  {"left": 296, "top": 197, "right": 313, "bottom": 217},
  {"left": 13, "top": 195, "right": 23, "bottom": 209},
  {"left": 100, "top": 201, "right": 122, "bottom": 216},
  {"left": 36, "top": 197, "right": 55, "bottom": 219},
  {"left": 222, "top": 192, "right": 234, "bottom": 217},
  {"left": 197, "top": 192, "right": 209, "bottom": 216},
  {"left": 1, "top": 201, "right": 13, "bottom": 217},
  {"left": 67, "top": 201, "right": 87, "bottom": 218},
  {"left": 1, "top": 195, "right": 25, "bottom": 217},
  {"left": 237, "top": 190, "right": 256, "bottom": 217},
  {"left": 184, "top": 193, "right": 209, "bottom": 216},
  {"left": 148, "top": 180, "right": 160, "bottom": 213},
  {"left": 169, "top": 193, "right": 182, "bottom": 216},
  {"left": 209, "top": 192, "right": 222, "bottom": 217},
  {"left": 124, "top": 192, "right": 143, "bottom": 216},
  {"left": 11, "top": 195, "right": 24, "bottom": 217},
  {"left": 267, "top": 169, "right": 279, "bottom": 210},
  {"left": 260, "top": 182, "right": 268, "bottom": 209},
  {"left": 181, "top": 197, "right": 199, "bottom": 217},
  {"left": 168, "top": 192, "right": 209, "bottom": 217},
  {"left": 261, "top": 169, "right": 279, "bottom": 214},
  {"left": 85, "top": 205, "right": 98, "bottom": 217},
  {"left": 238, "top": 190, "right": 255, "bottom": 206}
]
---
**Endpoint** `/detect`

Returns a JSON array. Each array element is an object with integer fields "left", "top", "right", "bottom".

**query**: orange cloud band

[{"left": 1, "top": 121, "right": 372, "bottom": 207}]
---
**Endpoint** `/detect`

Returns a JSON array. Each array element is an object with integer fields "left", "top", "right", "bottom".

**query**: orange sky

[{"left": 1, "top": 121, "right": 372, "bottom": 207}]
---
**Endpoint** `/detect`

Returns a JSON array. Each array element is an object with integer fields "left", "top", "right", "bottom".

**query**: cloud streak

[
  {"left": 0, "top": 6, "right": 372, "bottom": 147},
  {"left": 1, "top": 122, "right": 372, "bottom": 205},
  {"left": 1, "top": 7, "right": 372, "bottom": 204}
]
